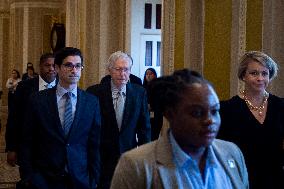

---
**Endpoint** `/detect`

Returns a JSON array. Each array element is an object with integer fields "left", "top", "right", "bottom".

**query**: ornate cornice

[
  {"left": 10, "top": 2, "right": 62, "bottom": 9},
  {"left": 0, "top": 10, "right": 9, "bottom": 17}
]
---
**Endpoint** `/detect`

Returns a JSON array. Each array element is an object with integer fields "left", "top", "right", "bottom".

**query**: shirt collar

[
  {"left": 56, "top": 83, "right": 77, "bottom": 98},
  {"left": 39, "top": 75, "right": 56, "bottom": 90},
  {"left": 169, "top": 131, "right": 217, "bottom": 168},
  {"left": 169, "top": 131, "right": 192, "bottom": 168},
  {"left": 111, "top": 80, "right": 126, "bottom": 96}
]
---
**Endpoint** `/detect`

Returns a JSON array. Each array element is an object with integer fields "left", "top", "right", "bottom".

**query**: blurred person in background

[
  {"left": 6, "top": 69, "right": 21, "bottom": 113},
  {"left": 143, "top": 68, "right": 163, "bottom": 141},
  {"left": 22, "top": 62, "right": 38, "bottom": 81}
]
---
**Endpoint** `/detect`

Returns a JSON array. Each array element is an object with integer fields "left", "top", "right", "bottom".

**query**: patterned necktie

[
  {"left": 63, "top": 92, "right": 73, "bottom": 136},
  {"left": 115, "top": 91, "right": 125, "bottom": 130}
]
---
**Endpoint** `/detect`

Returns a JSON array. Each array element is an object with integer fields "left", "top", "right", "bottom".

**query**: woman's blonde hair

[{"left": 238, "top": 51, "right": 278, "bottom": 80}]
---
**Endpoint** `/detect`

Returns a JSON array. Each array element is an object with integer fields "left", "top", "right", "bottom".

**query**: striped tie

[
  {"left": 63, "top": 92, "right": 73, "bottom": 136},
  {"left": 115, "top": 91, "right": 125, "bottom": 130}
]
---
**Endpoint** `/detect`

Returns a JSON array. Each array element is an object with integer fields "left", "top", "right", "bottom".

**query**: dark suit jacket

[
  {"left": 129, "top": 74, "right": 142, "bottom": 86},
  {"left": 5, "top": 77, "right": 40, "bottom": 152},
  {"left": 20, "top": 88, "right": 101, "bottom": 189},
  {"left": 86, "top": 80, "right": 151, "bottom": 189}
]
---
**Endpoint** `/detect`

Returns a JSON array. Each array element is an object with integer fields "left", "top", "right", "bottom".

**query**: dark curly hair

[{"left": 148, "top": 69, "right": 211, "bottom": 114}]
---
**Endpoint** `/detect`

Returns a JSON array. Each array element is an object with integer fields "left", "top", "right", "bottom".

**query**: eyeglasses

[
  {"left": 111, "top": 67, "right": 130, "bottom": 73},
  {"left": 62, "top": 63, "right": 83, "bottom": 71},
  {"left": 247, "top": 70, "right": 269, "bottom": 78}
]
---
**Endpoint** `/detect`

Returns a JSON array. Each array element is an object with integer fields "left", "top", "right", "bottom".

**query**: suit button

[{"left": 66, "top": 143, "right": 70, "bottom": 146}]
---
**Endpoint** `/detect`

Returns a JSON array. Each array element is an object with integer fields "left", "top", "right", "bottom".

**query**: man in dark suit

[
  {"left": 20, "top": 47, "right": 101, "bottom": 189},
  {"left": 86, "top": 51, "right": 151, "bottom": 189},
  {"left": 5, "top": 53, "right": 57, "bottom": 167}
]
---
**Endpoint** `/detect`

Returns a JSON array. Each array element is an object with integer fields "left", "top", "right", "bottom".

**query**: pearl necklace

[{"left": 242, "top": 90, "right": 268, "bottom": 117}]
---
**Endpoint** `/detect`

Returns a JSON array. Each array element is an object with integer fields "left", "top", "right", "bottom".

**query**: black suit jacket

[
  {"left": 5, "top": 77, "right": 40, "bottom": 152},
  {"left": 86, "top": 80, "right": 151, "bottom": 188},
  {"left": 20, "top": 88, "right": 101, "bottom": 189}
]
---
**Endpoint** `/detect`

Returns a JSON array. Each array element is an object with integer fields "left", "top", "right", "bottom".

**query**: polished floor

[{"left": 0, "top": 106, "right": 20, "bottom": 189}]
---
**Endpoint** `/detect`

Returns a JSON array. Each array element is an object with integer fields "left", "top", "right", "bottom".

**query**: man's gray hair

[{"left": 107, "top": 51, "right": 133, "bottom": 69}]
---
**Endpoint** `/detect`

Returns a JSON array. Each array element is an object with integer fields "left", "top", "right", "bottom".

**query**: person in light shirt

[
  {"left": 110, "top": 69, "right": 249, "bottom": 189},
  {"left": 20, "top": 47, "right": 101, "bottom": 189}
]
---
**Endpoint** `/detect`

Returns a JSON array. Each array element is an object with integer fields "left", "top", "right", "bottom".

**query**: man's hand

[{"left": 7, "top": 151, "right": 17, "bottom": 166}]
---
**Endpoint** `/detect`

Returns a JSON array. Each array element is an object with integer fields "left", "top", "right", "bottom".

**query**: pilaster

[
  {"left": 66, "top": 0, "right": 127, "bottom": 88},
  {"left": 184, "top": 0, "right": 204, "bottom": 74},
  {"left": 263, "top": 0, "right": 284, "bottom": 97},
  {"left": 0, "top": 3, "right": 10, "bottom": 106},
  {"left": 162, "top": 0, "right": 175, "bottom": 75},
  {"left": 230, "top": 0, "right": 247, "bottom": 97}
]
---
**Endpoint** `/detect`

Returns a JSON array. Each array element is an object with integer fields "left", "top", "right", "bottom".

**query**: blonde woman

[{"left": 218, "top": 51, "right": 284, "bottom": 189}]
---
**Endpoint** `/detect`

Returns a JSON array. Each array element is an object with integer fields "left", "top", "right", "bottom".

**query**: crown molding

[{"left": 10, "top": 2, "right": 62, "bottom": 9}]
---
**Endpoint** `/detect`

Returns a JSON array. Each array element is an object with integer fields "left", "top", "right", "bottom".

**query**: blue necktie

[{"left": 63, "top": 92, "right": 73, "bottom": 136}]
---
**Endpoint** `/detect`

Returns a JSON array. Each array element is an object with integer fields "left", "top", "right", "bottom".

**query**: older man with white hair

[{"left": 87, "top": 51, "right": 151, "bottom": 189}]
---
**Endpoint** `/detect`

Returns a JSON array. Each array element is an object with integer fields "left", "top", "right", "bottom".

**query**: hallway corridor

[{"left": 0, "top": 106, "right": 20, "bottom": 189}]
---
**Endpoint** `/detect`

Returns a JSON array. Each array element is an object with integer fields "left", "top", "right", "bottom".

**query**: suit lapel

[
  {"left": 120, "top": 83, "right": 133, "bottom": 131},
  {"left": 32, "top": 77, "right": 40, "bottom": 92},
  {"left": 35, "top": 77, "right": 39, "bottom": 91},
  {"left": 155, "top": 131, "right": 182, "bottom": 189},
  {"left": 46, "top": 88, "right": 65, "bottom": 140},
  {"left": 67, "top": 89, "right": 83, "bottom": 140},
  {"left": 104, "top": 83, "right": 117, "bottom": 120},
  {"left": 100, "top": 81, "right": 120, "bottom": 130},
  {"left": 213, "top": 142, "right": 244, "bottom": 188}
]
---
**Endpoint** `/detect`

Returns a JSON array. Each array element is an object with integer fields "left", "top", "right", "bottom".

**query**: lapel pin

[{"left": 228, "top": 159, "right": 236, "bottom": 168}]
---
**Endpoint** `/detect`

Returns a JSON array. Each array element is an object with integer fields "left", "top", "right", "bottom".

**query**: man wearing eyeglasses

[
  {"left": 86, "top": 51, "right": 151, "bottom": 189},
  {"left": 20, "top": 47, "right": 101, "bottom": 189}
]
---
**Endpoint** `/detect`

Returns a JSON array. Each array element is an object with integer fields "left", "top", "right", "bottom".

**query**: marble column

[
  {"left": 184, "top": 0, "right": 204, "bottom": 73},
  {"left": 65, "top": 0, "right": 127, "bottom": 88},
  {"left": 230, "top": 0, "right": 247, "bottom": 97},
  {"left": 263, "top": 0, "right": 284, "bottom": 97},
  {"left": 0, "top": 1, "right": 10, "bottom": 106},
  {"left": 162, "top": 0, "right": 175, "bottom": 76}
]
